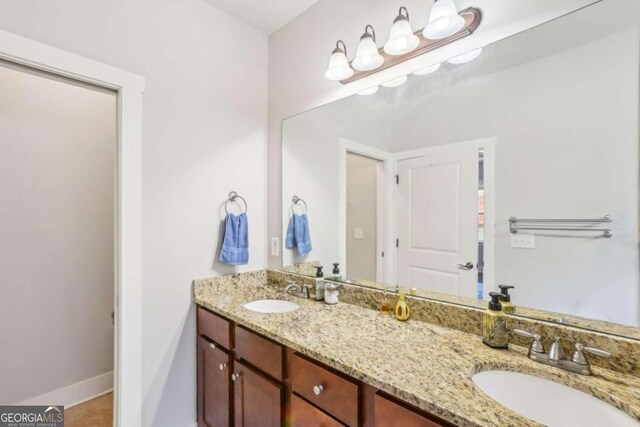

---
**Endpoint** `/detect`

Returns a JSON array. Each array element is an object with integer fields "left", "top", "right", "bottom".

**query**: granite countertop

[{"left": 193, "top": 278, "right": 640, "bottom": 427}]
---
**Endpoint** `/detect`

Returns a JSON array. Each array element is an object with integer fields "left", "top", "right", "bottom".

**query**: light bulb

[
  {"left": 384, "top": 7, "right": 420, "bottom": 56},
  {"left": 324, "top": 40, "right": 354, "bottom": 81},
  {"left": 353, "top": 25, "right": 384, "bottom": 71},
  {"left": 413, "top": 63, "right": 441, "bottom": 75},
  {"left": 381, "top": 75, "right": 408, "bottom": 88},
  {"left": 447, "top": 48, "right": 482, "bottom": 64},
  {"left": 423, "top": 0, "right": 465, "bottom": 40}
]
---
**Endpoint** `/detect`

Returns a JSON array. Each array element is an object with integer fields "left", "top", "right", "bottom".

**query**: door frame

[
  {"left": 0, "top": 29, "right": 144, "bottom": 425},
  {"left": 338, "top": 138, "right": 393, "bottom": 282},
  {"left": 392, "top": 137, "right": 496, "bottom": 298}
]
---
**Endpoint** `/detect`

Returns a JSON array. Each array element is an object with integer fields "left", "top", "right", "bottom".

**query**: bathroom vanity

[
  {"left": 196, "top": 305, "right": 450, "bottom": 427},
  {"left": 193, "top": 271, "right": 640, "bottom": 427}
]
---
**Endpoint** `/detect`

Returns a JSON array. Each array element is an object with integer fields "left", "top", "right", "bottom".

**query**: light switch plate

[
  {"left": 270, "top": 237, "right": 280, "bottom": 256},
  {"left": 511, "top": 233, "right": 535, "bottom": 249},
  {"left": 353, "top": 228, "right": 364, "bottom": 239}
]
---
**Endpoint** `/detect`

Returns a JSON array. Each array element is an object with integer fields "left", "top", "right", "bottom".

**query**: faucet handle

[
  {"left": 571, "top": 343, "right": 611, "bottom": 365},
  {"left": 513, "top": 329, "right": 545, "bottom": 354}
]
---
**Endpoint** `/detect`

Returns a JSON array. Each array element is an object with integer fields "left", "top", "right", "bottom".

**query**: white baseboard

[{"left": 19, "top": 371, "right": 113, "bottom": 408}]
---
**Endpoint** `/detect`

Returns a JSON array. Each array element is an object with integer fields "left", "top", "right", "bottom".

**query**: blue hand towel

[
  {"left": 286, "top": 213, "right": 312, "bottom": 257},
  {"left": 220, "top": 213, "right": 249, "bottom": 265}
]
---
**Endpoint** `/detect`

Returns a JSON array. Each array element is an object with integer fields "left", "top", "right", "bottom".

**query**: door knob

[{"left": 457, "top": 262, "right": 474, "bottom": 270}]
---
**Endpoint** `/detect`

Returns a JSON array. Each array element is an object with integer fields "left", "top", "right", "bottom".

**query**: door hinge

[
  {"left": 381, "top": 251, "right": 385, "bottom": 258},
  {"left": 395, "top": 174, "right": 399, "bottom": 184},
  {"left": 396, "top": 238, "right": 399, "bottom": 248}
]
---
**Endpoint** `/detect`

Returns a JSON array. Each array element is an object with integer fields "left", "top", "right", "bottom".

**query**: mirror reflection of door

[
  {"left": 396, "top": 141, "right": 491, "bottom": 299},
  {"left": 346, "top": 152, "right": 385, "bottom": 282}
]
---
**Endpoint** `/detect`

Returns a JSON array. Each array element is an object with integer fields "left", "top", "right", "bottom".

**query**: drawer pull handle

[
  {"left": 219, "top": 363, "right": 227, "bottom": 371},
  {"left": 231, "top": 372, "right": 241, "bottom": 381},
  {"left": 313, "top": 385, "right": 324, "bottom": 395},
  {"left": 209, "top": 343, "right": 216, "bottom": 350}
]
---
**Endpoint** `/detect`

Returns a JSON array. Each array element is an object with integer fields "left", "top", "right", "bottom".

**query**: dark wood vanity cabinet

[{"left": 196, "top": 305, "right": 453, "bottom": 427}]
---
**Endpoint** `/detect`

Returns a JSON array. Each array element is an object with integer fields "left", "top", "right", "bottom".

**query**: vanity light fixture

[
  {"left": 324, "top": 40, "right": 354, "bottom": 81},
  {"left": 357, "top": 86, "right": 380, "bottom": 96},
  {"left": 324, "top": 3, "right": 481, "bottom": 84},
  {"left": 447, "top": 47, "right": 483, "bottom": 64},
  {"left": 384, "top": 7, "right": 420, "bottom": 56},
  {"left": 381, "top": 75, "right": 408, "bottom": 88},
  {"left": 423, "top": 0, "right": 466, "bottom": 40},
  {"left": 352, "top": 25, "right": 384, "bottom": 71},
  {"left": 413, "top": 62, "right": 441, "bottom": 75}
]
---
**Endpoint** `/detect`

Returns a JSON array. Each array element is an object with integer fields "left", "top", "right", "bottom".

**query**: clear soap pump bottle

[
  {"left": 314, "top": 266, "right": 325, "bottom": 301},
  {"left": 498, "top": 285, "right": 515, "bottom": 314},
  {"left": 482, "top": 292, "right": 508, "bottom": 349}
]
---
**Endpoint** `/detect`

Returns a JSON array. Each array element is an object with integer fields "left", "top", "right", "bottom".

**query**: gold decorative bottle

[
  {"left": 482, "top": 292, "right": 508, "bottom": 349},
  {"left": 395, "top": 291, "right": 410, "bottom": 321},
  {"left": 498, "top": 285, "right": 515, "bottom": 314}
]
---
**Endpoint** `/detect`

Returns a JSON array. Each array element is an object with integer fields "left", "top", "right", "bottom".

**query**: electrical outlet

[
  {"left": 270, "top": 237, "right": 280, "bottom": 256},
  {"left": 353, "top": 228, "right": 364, "bottom": 239},
  {"left": 511, "top": 233, "right": 535, "bottom": 249}
]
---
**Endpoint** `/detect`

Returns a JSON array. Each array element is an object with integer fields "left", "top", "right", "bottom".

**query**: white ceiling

[{"left": 203, "top": 0, "right": 319, "bottom": 34}]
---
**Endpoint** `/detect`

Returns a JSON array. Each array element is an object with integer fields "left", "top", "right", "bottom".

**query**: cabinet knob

[
  {"left": 219, "top": 363, "right": 227, "bottom": 371},
  {"left": 231, "top": 372, "right": 241, "bottom": 381},
  {"left": 209, "top": 342, "right": 216, "bottom": 350},
  {"left": 313, "top": 385, "right": 324, "bottom": 395}
]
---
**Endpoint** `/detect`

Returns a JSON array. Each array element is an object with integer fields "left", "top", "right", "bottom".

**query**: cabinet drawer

[
  {"left": 235, "top": 325, "right": 284, "bottom": 381},
  {"left": 197, "top": 306, "right": 231, "bottom": 350},
  {"left": 291, "top": 394, "right": 345, "bottom": 427},
  {"left": 291, "top": 354, "right": 359, "bottom": 427},
  {"left": 374, "top": 393, "right": 450, "bottom": 427}
]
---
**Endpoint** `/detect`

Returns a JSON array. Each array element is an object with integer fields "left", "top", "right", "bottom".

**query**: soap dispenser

[
  {"left": 331, "top": 263, "right": 341, "bottom": 281},
  {"left": 395, "top": 291, "right": 410, "bottom": 321},
  {"left": 498, "top": 285, "right": 515, "bottom": 314},
  {"left": 314, "top": 266, "right": 325, "bottom": 301},
  {"left": 482, "top": 292, "right": 508, "bottom": 349}
]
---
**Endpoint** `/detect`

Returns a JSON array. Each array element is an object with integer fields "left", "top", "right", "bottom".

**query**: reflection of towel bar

[{"left": 509, "top": 216, "right": 613, "bottom": 238}]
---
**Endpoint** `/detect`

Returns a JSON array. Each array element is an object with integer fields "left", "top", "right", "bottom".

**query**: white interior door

[{"left": 397, "top": 144, "right": 479, "bottom": 298}]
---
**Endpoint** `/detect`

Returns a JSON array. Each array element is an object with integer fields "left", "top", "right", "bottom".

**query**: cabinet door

[
  {"left": 291, "top": 394, "right": 345, "bottom": 427},
  {"left": 198, "top": 337, "right": 231, "bottom": 427},
  {"left": 374, "top": 393, "right": 449, "bottom": 427},
  {"left": 232, "top": 360, "right": 282, "bottom": 427}
]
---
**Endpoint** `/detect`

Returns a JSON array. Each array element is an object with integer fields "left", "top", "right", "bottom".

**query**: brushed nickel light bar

[
  {"left": 323, "top": 1, "right": 483, "bottom": 86},
  {"left": 340, "top": 7, "right": 482, "bottom": 85}
]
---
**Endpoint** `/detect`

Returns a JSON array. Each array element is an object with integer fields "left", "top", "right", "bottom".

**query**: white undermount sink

[
  {"left": 243, "top": 299, "right": 300, "bottom": 314},
  {"left": 472, "top": 370, "right": 639, "bottom": 427}
]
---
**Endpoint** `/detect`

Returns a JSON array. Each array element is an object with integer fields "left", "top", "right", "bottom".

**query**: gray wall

[
  {"left": 0, "top": 1, "right": 268, "bottom": 425},
  {"left": 0, "top": 62, "right": 116, "bottom": 403}
]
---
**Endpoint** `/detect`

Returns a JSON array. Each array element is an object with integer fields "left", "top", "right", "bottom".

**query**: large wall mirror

[{"left": 280, "top": 0, "right": 640, "bottom": 336}]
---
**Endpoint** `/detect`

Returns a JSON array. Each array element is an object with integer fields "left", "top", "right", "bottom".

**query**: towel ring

[
  {"left": 225, "top": 191, "right": 247, "bottom": 214},
  {"left": 292, "top": 195, "right": 307, "bottom": 214}
]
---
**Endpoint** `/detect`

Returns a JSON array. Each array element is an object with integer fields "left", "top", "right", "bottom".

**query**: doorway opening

[
  {"left": 0, "top": 59, "right": 116, "bottom": 425},
  {"left": 346, "top": 152, "right": 385, "bottom": 282}
]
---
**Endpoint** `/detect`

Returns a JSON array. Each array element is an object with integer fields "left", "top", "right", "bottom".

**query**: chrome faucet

[
  {"left": 284, "top": 281, "right": 312, "bottom": 299},
  {"left": 514, "top": 329, "right": 610, "bottom": 375}
]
